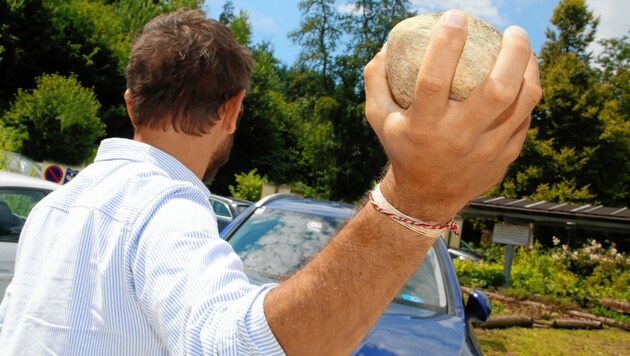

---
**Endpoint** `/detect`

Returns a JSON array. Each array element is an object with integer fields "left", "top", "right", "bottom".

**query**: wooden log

[
  {"left": 567, "top": 310, "right": 630, "bottom": 331},
  {"left": 480, "top": 315, "right": 533, "bottom": 329},
  {"left": 552, "top": 319, "right": 602, "bottom": 329},
  {"left": 600, "top": 298, "right": 630, "bottom": 314}
]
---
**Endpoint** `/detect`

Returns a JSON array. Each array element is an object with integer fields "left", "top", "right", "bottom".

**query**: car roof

[
  {"left": 260, "top": 195, "right": 356, "bottom": 220},
  {"left": 0, "top": 170, "right": 60, "bottom": 191},
  {"left": 209, "top": 193, "right": 252, "bottom": 205}
]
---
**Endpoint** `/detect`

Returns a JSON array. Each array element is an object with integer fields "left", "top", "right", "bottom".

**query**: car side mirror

[{"left": 465, "top": 289, "right": 492, "bottom": 322}]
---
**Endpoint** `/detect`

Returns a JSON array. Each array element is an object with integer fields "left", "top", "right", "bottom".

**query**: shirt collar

[{"left": 94, "top": 138, "right": 211, "bottom": 198}]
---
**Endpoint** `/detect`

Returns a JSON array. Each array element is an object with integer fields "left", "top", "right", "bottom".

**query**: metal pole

[{"left": 503, "top": 244, "right": 515, "bottom": 288}]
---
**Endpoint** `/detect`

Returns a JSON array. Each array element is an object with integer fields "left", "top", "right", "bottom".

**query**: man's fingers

[
  {"left": 483, "top": 53, "right": 541, "bottom": 156},
  {"left": 463, "top": 26, "right": 534, "bottom": 132},
  {"left": 408, "top": 10, "right": 468, "bottom": 121},
  {"left": 364, "top": 44, "right": 402, "bottom": 136}
]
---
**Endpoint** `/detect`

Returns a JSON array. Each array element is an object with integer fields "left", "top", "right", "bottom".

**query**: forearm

[{"left": 264, "top": 196, "right": 442, "bottom": 355}]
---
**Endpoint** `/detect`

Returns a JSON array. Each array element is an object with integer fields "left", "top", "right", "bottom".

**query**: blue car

[{"left": 221, "top": 193, "right": 491, "bottom": 355}]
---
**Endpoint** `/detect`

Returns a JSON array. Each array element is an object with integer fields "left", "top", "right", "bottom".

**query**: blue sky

[{"left": 203, "top": 0, "right": 629, "bottom": 66}]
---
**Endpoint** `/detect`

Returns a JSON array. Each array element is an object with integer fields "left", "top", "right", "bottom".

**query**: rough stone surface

[{"left": 386, "top": 13, "right": 502, "bottom": 108}]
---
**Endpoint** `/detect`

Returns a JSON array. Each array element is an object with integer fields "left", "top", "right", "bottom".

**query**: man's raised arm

[{"left": 264, "top": 10, "right": 542, "bottom": 356}]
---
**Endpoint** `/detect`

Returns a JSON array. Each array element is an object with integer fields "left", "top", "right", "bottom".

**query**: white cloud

[
  {"left": 409, "top": 0, "right": 506, "bottom": 26},
  {"left": 586, "top": 0, "right": 629, "bottom": 40},
  {"left": 585, "top": 0, "right": 629, "bottom": 58},
  {"left": 248, "top": 9, "right": 280, "bottom": 34}
]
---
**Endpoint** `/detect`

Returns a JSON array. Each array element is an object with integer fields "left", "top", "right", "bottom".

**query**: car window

[
  {"left": 395, "top": 248, "right": 447, "bottom": 309},
  {"left": 228, "top": 206, "right": 447, "bottom": 311},
  {"left": 0, "top": 189, "right": 48, "bottom": 242},
  {"left": 210, "top": 199, "right": 232, "bottom": 218}
]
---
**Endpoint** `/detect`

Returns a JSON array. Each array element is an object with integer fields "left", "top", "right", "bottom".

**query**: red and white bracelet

[{"left": 368, "top": 184, "right": 460, "bottom": 237}]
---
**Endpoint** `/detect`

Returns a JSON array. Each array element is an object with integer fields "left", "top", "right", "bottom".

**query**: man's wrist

[{"left": 379, "top": 168, "right": 465, "bottom": 224}]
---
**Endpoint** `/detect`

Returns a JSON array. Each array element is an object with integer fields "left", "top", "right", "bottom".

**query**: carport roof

[{"left": 461, "top": 196, "right": 630, "bottom": 234}]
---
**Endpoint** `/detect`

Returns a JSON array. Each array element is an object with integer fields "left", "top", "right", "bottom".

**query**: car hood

[
  {"left": 353, "top": 302, "right": 468, "bottom": 355},
  {"left": 247, "top": 274, "right": 469, "bottom": 355}
]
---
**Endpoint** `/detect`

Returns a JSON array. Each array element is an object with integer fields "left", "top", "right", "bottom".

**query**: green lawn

[{"left": 476, "top": 327, "right": 630, "bottom": 356}]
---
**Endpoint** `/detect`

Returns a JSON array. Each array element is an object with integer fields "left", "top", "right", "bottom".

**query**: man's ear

[
  {"left": 124, "top": 89, "right": 136, "bottom": 127},
  {"left": 220, "top": 89, "right": 246, "bottom": 134}
]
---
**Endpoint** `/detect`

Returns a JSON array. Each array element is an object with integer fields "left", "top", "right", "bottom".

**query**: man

[{"left": 0, "top": 7, "right": 540, "bottom": 355}]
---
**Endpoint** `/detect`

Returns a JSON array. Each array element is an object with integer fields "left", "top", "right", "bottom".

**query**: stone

[{"left": 386, "top": 13, "right": 502, "bottom": 108}]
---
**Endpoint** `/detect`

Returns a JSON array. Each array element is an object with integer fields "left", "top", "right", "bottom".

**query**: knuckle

[
  {"left": 477, "top": 144, "right": 498, "bottom": 162},
  {"left": 525, "top": 80, "right": 543, "bottom": 107},
  {"left": 447, "top": 137, "right": 472, "bottom": 157},
  {"left": 417, "top": 73, "right": 448, "bottom": 98},
  {"left": 485, "top": 77, "right": 519, "bottom": 106}
]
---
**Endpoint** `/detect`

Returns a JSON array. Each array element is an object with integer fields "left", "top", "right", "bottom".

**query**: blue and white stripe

[{"left": 0, "top": 138, "right": 284, "bottom": 355}]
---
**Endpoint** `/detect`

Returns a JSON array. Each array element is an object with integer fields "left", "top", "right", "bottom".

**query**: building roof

[{"left": 461, "top": 196, "right": 630, "bottom": 234}]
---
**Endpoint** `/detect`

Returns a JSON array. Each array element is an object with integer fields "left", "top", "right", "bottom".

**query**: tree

[
  {"left": 218, "top": 0, "right": 236, "bottom": 25},
  {"left": 228, "top": 169, "right": 267, "bottom": 201},
  {"left": 339, "top": 0, "right": 415, "bottom": 90},
  {"left": 492, "top": 0, "right": 629, "bottom": 207},
  {"left": 0, "top": 0, "right": 202, "bottom": 141},
  {"left": 288, "top": 0, "right": 341, "bottom": 93},
  {"left": 591, "top": 35, "right": 630, "bottom": 205},
  {"left": 1, "top": 74, "right": 105, "bottom": 166}
]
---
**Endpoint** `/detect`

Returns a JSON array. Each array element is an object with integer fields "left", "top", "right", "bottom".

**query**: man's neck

[{"left": 133, "top": 127, "right": 219, "bottom": 181}]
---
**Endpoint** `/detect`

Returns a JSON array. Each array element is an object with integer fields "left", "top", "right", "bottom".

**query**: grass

[{"left": 476, "top": 327, "right": 630, "bottom": 355}]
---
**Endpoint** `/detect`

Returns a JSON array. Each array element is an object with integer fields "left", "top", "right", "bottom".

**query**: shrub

[
  {"left": 454, "top": 259, "right": 505, "bottom": 289},
  {"left": 510, "top": 242, "right": 580, "bottom": 298},
  {"left": 456, "top": 238, "right": 629, "bottom": 307},
  {"left": 228, "top": 169, "right": 267, "bottom": 201},
  {"left": 1, "top": 73, "right": 105, "bottom": 166}
]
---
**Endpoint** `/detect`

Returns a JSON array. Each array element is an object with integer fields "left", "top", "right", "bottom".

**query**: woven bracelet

[{"left": 368, "top": 184, "right": 460, "bottom": 237}]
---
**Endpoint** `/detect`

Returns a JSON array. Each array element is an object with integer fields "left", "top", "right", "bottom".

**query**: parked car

[
  {"left": 208, "top": 194, "right": 253, "bottom": 232},
  {"left": 448, "top": 240, "right": 487, "bottom": 263},
  {"left": 221, "top": 193, "right": 491, "bottom": 355},
  {"left": 0, "top": 171, "right": 60, "bottom": 302}
]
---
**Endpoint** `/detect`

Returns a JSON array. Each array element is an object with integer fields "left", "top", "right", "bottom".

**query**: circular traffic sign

[{"left": 44, "top": 165, "right": 64, "bottom": 184}]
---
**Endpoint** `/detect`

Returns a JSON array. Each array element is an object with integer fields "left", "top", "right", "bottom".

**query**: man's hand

[{"left": 365, "top": 10, "right": 542, "bottom": 223}]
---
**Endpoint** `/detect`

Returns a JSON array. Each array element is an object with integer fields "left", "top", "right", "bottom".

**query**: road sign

[
  {"left": 44, "top": 165, "right": 64, "bottom": 184},
  {"left": 63, "top": 168, "right": 80, "bottom": 184}
]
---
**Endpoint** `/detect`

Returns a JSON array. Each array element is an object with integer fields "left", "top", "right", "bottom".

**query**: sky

[{"left": 203, "top": 0, "right": 629, "bottom": 66}]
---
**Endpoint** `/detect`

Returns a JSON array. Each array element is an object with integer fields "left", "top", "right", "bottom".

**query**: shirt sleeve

[{"left": 126, "top": 187, "right": 285, "bottom": 355}]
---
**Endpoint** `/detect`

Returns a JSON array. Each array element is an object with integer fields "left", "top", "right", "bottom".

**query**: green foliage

[
  {"left": 590, "top": 305, "right": 630, "bottom": 324},
  {"left": 551, "top": 238, "right": 630, "bottom": 301},
  {"left": 454, "top": 259, "right": 505, "bottom": 289},
  {"left": 510, "top": 242, "right": 581, "bottom": 298},
  {"left": 457, "top": 239, "right": 630, "bottom": 308},
  {"left": 1, "top": 73, "right": 105, "bottom": 165},
  {"left": 493, "top": 0, "right": 630, "bottom": 208},
  {"left": 228, "top": 169, "right": 268, "bottom": 201}
]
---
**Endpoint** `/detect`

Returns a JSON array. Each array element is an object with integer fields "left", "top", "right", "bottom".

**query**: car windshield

[{"left": 228, "top": 207, "right": 447, "bottom": 311}]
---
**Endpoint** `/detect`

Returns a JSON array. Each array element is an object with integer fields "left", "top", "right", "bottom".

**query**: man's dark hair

[{"left": 125, "top": 8, "right": 255, "bottom": 135}]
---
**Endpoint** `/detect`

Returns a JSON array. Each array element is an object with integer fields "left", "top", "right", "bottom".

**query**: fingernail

[
  {"left": 506, "top": 26, "right": 528, "bottom": 39},
  {"left": 443, "top": 10, "right": 466, "bottom": 28}
]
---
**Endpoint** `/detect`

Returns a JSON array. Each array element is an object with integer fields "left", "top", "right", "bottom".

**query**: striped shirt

[{"left": 0, "top": 138, "right": 284, "bottom": 355}]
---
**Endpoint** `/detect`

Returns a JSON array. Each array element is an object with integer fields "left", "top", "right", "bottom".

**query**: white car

[{"left": 0, "top": 171, "right": 59, "bottom": 302}]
